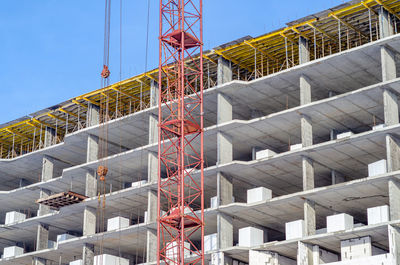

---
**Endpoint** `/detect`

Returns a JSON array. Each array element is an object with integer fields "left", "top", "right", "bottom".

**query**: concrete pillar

[
  {"left": 386, "top": 134, "right": 400, "bottom": 172},
  {"left": 36, "top": 223, "right": 49, "bottom": 250},
  {"left": 38, "top": 155, "right": 55, "bottom": 215},
  {"left": 217, "top": 93, "right": 232, "bottom": 124},
  {"left": 146, "top": 191, "right": 157, "bottom": 223},
  {"left": 146, "top": 229, "right": 157, "bottom": 263},
  {"left": 302, "top": 156, "right": 314, "bottom": 191},
  {"left": 389, "top": 225, "right": 400, "bottom": 264},
  {"left": 85, "top": 135, "right": 99, "bottom": 198},
  {"left": 389, "top": 179, "right": 400, "bottom": 220},
  {"left": 297, "top": 241, "right": 314, "bottom": 265},
  {"left": 304, "top": 199, "right": 316, "bottom": 236},
  {"left": 379, "top": 7, "right": 394, "bottom": 39},
  {"left": 42, "top": 155, "right": 54, "bottom": 182},
  {"left": 87, "top": 103, "right": 100, "bottom": 127},
  {"left": 300, "top": 75, "right": 312, "bottom": 105},
  {"left": 301, "top": 115, "right": 313, "bottom": 147},
  {"left": 299, "top": 36, "right": 310, "bottom": 65},
  {"left": 217, "top": 57, "right": 232, "bottom": 85},
  {"left": 148, "top": 114, "right": 158, "bottom": 145},
  {"left": 381, "top": 46, "right": 397, "bottom": 82},
  {"left": 44, "top": 127, "right": 55, "bottom": 148},
  {"left": 83, "top": 243, "right": 95, "bottom": 265},
  {"left": 217, "top": 132, "right": 233, "bottom": 165},
  {"left": 150, "top": 80, "right": 159, "bottom": 107},
  {"left": 83, "top": 206, "right": 96, "bottom": 236},
  {"left": 217, "top": 213, "right": 233, "bottom": 249},
  {"left": 81, "top": 104, "right": 100, "bottom": 265},
  {"left": 217, "top": 172, "right": 233, "bottom": 206},
  {"left": 383, "top": 89, "right": 399, "bottom": 126},
  {"left": 38, "top": 188, "right": 51, "bottom": 216}
]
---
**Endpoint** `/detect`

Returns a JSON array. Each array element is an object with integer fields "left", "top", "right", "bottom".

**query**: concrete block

[
  {"left": 367, "top": 205, "right": 390, "bottom": 225},
  {"left": 5, "top": 211, "right": 26, "bottom": 225},
  {"left": 3, "top": 246, "right": 24, "bottom": 258},
  {"left": 247, "top": 187, "right": 272, "bottom": 204},
  {"left": 238, "top": 227, "right": 263, "bottom": 247},
  {"left": 312, "top": 245, "right": 338, "bottom": 263},
  {"left": 57, "top": 233, "right": 76, "bottom": 243},
  {"left": 204, "top": 233, "right": 217, "bottom": 252},
  {"left": 368, "top": 159, "right": 387, "bottom": 177},
  {"left": 373, "top": 124, "right": 385, "bottom": 130},
  {"left": 285, "top": 220, "right": 305, "bottom": 240},
  {"left": 337, "top": 131, "right": 354, "bottom": 139},
  {"left": 290, "top": 144, "right": 302, "bottom": 151},
  {"left": 107, "top": 216, "right": 130, "bottom": 231},
  {"left": 94, "top": 254, "right": 129, "bottom": 265},
  {"left": 166, "top": 241, "right": 190, "bottom": 260},
  {"left": 131, "top": 180, "right": 147, "bottom": 188},
  {"left": 255, "top": 149, "right": 276, "bottom": 160},
  {"left": 69, "top": 260, "right": 82, "bottom": 265},
  {"left": 327, "top": 213, "right": 353, "bottom": 233}
]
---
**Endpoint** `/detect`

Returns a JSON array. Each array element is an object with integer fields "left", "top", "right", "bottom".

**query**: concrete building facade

[{"left": 1, "top": 1, "right": 400, "bottom": 264}]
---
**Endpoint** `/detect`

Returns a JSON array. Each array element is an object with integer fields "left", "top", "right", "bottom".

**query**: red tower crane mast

[{"left": 157, "top": 0, "right": 204, "bottom": 264}]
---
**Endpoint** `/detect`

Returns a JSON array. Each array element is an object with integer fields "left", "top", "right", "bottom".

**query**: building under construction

[{"left": 2, "top": 0, "right": 400, "bottom": 264}]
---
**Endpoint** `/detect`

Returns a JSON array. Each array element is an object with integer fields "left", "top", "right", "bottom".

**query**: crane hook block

[
  {"left": 101, "top": 65, "right": 110, "bottom": 79},
  {"left": 97, "top": 165, "right": 108, "bottom": 181}
]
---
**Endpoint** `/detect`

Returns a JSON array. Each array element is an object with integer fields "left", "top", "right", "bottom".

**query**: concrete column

[
  {"left": 302, "top": 156, "right": 314, "bottom": 191},
  {"left": 383, "top": 88, "right": 399, "bottom": 126},
  {"left": 85, "top": 135, "right": 99, "bottom": 198},
  {"left": 299, "top": 36, "right": 310, "bottom": 65},
  {"left": 217, "top": 93, "right": 232, "bottom": 124},
  {"left": 87, "top": 103, "right": 100, "bottom": 127},
  {"left": 217, "top": 57, "right": 232, "bottom": 85},
  {"left": 217, "top": 213, "right": 233, "bottom": 249},
  {"left": 38, "top": 188, "right": 51, "bottom": 216},
  {"left": 217, "top": 172, "right": 233, "bottom": 206},
  {"left": 300, "top": 75, "right": 312, "bottom": 105},
  {"left": 44, "top": 127, "right": 55, "bottom": 148},
  {"left": 36, "top": 223, "right": 49, "bottom": 250},
  {"left": 38, "top": 155, "right": 55, "bottom": 216},
  {"left": 304, "top": 199, "right": 316, "bottom": 236},
  {"left": 386, "top": 134, "right": 400, "bottom": 172},
  {"left": 301, "top": 115, "right": 313, "bottom": 147},
  {"left": 389, "top": 225, "right": 400, "bottom": 264},
  {"left": 297, "top": 241, "right": 314, "bottom": 265},
  {"left": 389, "top": 179, "right": 400, "bottom": 220},
  {"left": 41, "top": 155, "right": 54, "bottom": 182},
  {"left": 150, "top": 80, "right": 159, "bottom": 107},
  {"left": 83, "top": 206, "right": 96, "bottom": 236},
  {"left": 83, "top": 243, "right": 95, "bottom": 265},
  {"left": 146, "top": 106, "right": 159, "bottom": 261},
  {"left": 381, "top": 45, "right": 397, "bottom": 83},
  {"left": 379, "top": 7, "right": 394, "bottom": 39},
  {"left": 146, "top": 191, "right": 157, "bottom": 223},
  {"left": 81, "top": 104, "right": 100, "bottom": 265},
  {"left": 146, "top": 229, "right": 157, "bottom": 263},
  {"left": 148, "top": 114, "right": 158, "bottom": 145},
  {"left": 217, "top": 132, "right": 233, "bottom": 165}
]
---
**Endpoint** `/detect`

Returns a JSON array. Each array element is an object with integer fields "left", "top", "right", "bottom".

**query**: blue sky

[{"left": 0, "top": 0, "right": 344, "bottom": 124}]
